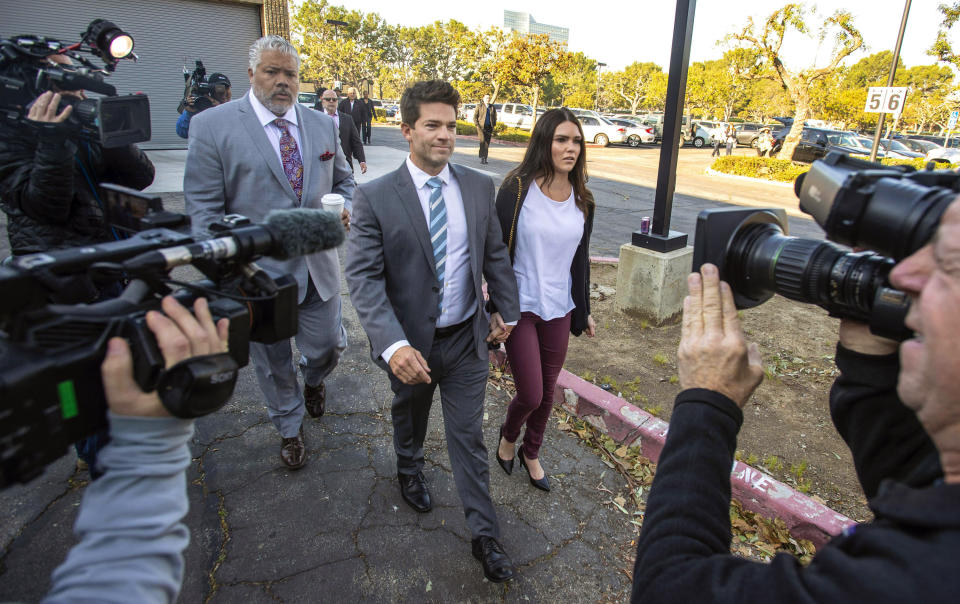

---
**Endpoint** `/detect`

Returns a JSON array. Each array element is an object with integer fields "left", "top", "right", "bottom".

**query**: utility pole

[
  {"left": 326, "top": 18, "right": 348, "bottom": 91},
  {"left": 595, "top": 62, "right": 606, "bottom": 112}
]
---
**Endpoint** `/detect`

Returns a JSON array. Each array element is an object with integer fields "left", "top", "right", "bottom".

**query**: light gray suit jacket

[
  {"left": 345, "top": 161, "right": 520, "bottom": 371},
  {"left": 184, "top": 93, "right": 355, "bottom": 302}
]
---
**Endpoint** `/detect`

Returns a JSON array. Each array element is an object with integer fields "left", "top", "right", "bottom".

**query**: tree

[
  {"left": 608, "top": 62, "right": 667, "bottom": 115},
  {"left": 727, "top": 4, "right": 863, "bottom": 160},
  {"left": 547, "top": 52, "right": 598, "bottom": 108},
  {"left": 929, "top": 1, "right": 960, "bottom": 70},
  {"left": 494, "top": 33, "right": 572, "bottom": 126}
]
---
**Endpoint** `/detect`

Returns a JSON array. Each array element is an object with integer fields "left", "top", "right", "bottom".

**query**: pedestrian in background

[
  {"left": 756, "top": 127, "right": 772, "bottom": 157},
  {"left": 711, "top": 123, "right": 725, "bottom": 157},
  {"left": 725, "top": 123, "right": 737, "bottom": 156},
  {"left": 474, "top": 94, "right": 497, "bottom": 164},
  {"left": 492, "top": 107, "right": 597, "bottom": 493}
]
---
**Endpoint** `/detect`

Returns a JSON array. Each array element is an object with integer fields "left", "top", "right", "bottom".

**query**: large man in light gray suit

[
  {"left": 185, "top": 36, "right": 354, "bottom": 469},
  {"left": 345, "top": 80, "right": 520, "bottom": 583}
]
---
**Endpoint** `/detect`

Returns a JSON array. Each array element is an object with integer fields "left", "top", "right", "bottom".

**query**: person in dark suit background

[
  {"left": 345, "top": 80, "right": 521, "bottom": 583},
  {"left": 473, "top": 94, "right": 497, "bottom": 164},
  {"left": 339, "top": 87, "right": 370, "bottom": 137},
  {"left": 361, "top": 90, "right": 376, "bottom": 144},
  {"left": 320, "top": 89, "right": 367, "bottom": 173}
]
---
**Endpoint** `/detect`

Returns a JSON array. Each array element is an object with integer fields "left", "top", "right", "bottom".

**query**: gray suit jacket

[
  {"left": 345, "top": 161, "right": 520, "bottom": 370},
  {"left": 184, "top": 93, "right": 355, "bottom": 302}
]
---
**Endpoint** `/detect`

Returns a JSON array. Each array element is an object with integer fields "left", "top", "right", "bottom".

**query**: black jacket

[
  {"left": 0, "top": 124, "right": 154, "bottom": 255},
  {"left": 333, "top": 111, "right": 365, "bottom": 169},
  {"left": 474, "top": 103, "right": 497, "bottom": 131},
  {"left": 338, "top": 98, "right": 370, "bottom": 126},
  {"left": 493, "top": 175, "right": 593, "bottom": 336},
  {"left": 631, "top": 345, "right": 955, "bottom": 603}
]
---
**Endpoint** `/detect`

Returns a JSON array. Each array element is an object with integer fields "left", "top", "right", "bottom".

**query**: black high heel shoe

[
  {"left": 496, "top": 426, "right": 514, "bottom": 475},
  {"left": 517, "top": 445, "right": 550, "bottom": 492}
]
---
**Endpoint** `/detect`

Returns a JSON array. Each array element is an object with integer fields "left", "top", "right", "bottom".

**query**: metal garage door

[{"left": 0, "top": 0, "right": 261, "bottom": 149}]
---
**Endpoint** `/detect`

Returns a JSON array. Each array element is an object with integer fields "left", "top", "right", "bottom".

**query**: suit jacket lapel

[
  {"left": 295, "top": 104, "right": 313, "bottom": 204},
  {"left": 393, "top": 163, "right": 437, "bottom": 278},
  {"left": 238, "top": 94, "right": 298, "bottom": 203},
  {"left": 450, "top": 164, "right": 479, "bottom": 279}
]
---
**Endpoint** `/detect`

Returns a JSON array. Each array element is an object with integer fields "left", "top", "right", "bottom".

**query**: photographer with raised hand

[
  {"left": 176, "top": 72, "right": 232, "bottom": 139},
  {"left": 43, "top": 296, "right": 228, "bottom": 603},
  {"left": 631, "top": 226, "right": 960, "bottom": 602}
]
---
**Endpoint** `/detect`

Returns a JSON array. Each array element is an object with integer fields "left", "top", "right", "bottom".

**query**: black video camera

[
  {"left": 0, "top": 188, "right": 345, "bottom": 487},
  {"left": 693, "top": 152, "right": 959, "bottom": 341},
  {"left": 178, "top": 60, "right": 228, "bottom": 114},
  {"left": 0, "top": 20, "right": 151, "bottom": 148}
]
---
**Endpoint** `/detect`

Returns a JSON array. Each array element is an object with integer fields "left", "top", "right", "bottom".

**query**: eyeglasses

[{"left": 322, "top": 97, "right": 338, "bottom": 102}]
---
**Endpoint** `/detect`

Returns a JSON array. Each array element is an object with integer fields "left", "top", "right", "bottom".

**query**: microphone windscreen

[{"left": 264, "top": 208, "right": 345, "bottom": 259}]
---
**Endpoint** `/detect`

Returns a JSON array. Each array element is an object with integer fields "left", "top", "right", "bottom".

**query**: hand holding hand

[
  {"left": 101, "top": 297, "right": 230, "bottom": 417},
  {"left": 389, "top": 345, "right": 431, "bottom": 385},
  {"left": 677, "top": 264, "right": 763, "bottom": 408},
  {"left": 485, "top": 312, "right": 513, "bottom": 345}
]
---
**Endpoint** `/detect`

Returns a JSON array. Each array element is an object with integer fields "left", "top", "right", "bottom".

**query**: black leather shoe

[
  {"left": 518, "top": 445, "right": 550, "bottom": 492},
  {"left": 471, "top": 536, "right": 515, "bottom": 583},
  {"left": 280, "top": 426, "right": 306, "bottom": 469},
  {"left": 398, "top": 472, "right": 432, "bottom": 513},
  {"left": 304, "top": 381, "right": 326, "bottom": 418},
  {"left": 496, "top": 426, "right": 514, "bottom": 476}
]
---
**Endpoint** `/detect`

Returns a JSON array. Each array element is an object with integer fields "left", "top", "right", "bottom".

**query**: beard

[{"left": 253, "top": 84, "right": 292, "bottom": 115}]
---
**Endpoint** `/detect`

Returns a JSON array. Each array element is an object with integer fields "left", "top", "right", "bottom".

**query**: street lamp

[
  {"left": 595, "top": 62, "right": 607, "bottom": 112},
  {"left": 326, "top": 19, "right": 349, "bottom": 91}
]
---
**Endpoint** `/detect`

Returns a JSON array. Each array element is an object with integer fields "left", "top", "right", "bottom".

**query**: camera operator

[
  {"left": 176, "top": 73, "right": 231, "bottom": 139},
  {"left": 42, "top": 296, "right": 229, "bottom": 603},
  {"left": 0, "top": 53, "right": 155, "bottom": 258},
  {"left": 630, "top": 201, "right": 960, "bottom": 602}
]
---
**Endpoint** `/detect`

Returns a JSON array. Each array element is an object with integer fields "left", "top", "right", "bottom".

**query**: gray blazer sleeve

[
  {"left": 344, "top": 185, "right": 407, "bottom": 360},
  {"left": 183, "top": 111, "right": 226, "bottom": 234},
  {"left": 479, "top": 177, "right": 520, "bottom": 323},
  {"left": 43, "top": 415, "right": 194, "bottom": 604}
]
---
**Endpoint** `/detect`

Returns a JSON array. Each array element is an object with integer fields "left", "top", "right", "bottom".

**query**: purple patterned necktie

[{"left": 273, "top": 118, "right": 303, "bottom": 201}]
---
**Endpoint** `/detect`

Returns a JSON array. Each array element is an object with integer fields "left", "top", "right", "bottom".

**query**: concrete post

[{"left": 615, "top": 244, "right": 693, "bottom": 325}]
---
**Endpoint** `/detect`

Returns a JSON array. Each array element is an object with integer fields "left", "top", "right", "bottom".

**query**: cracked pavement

[{"left": 0, "top": 267, "right": 638, "bottom": 603}]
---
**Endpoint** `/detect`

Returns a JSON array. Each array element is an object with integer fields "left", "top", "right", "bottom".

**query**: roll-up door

[{"left": 1, "top": 0, "right": 262, "bottom": 149}]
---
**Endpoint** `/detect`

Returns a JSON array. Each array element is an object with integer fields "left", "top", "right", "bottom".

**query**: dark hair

[
  {"left": 504, "top": 107, "right": 594, "bottom": 217},
  {"left": 400, "top": 80, "right": 460, "bottom": 127}
]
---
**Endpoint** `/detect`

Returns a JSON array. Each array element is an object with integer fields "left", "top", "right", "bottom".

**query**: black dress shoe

[
  {"left": 496, "top": 426, "right": 514, "bottom": 475},
  {"left": 280, "top": 426, "right": 306, "bottom": 469},
  {"left": 398, "top": 471, "right": 432, "bottom": 513},
  {"left": 518, "top": 445, "right": 550, "bottom": 492},
  {"left": 471, "top": 536, "right": 515, "bottom": 583},
  {"left": 304, "top": 381, "right": 326, "bottom": 418}
]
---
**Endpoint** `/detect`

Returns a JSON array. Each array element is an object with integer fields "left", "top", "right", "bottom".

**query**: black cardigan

[{"left": 492, "top": 175, "right": 594, "bottom": 336}]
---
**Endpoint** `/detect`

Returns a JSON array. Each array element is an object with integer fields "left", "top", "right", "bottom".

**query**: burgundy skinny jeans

[{"left": 502, "top": 311, "right": 572, "bottom": 459}]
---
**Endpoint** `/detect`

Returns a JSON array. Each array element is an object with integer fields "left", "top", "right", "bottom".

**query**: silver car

[
  {"left": 578, "top": 115, "right": 626, "bottom": 146},
  {"left": 608, "top": 118, "right": 656, "bottom": 146}
]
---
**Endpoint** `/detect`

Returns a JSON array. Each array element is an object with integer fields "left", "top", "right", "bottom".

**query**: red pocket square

[{"left": 320, "top": 151, "right": 335, "bottom": 161}]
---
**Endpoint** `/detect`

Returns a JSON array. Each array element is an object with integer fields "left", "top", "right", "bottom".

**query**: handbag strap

[{"left": 507, "top": 176, "right": 522, "bottom": 254}]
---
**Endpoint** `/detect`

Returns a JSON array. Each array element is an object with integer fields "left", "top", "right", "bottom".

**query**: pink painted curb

[
  {"left": 590, "top": 256, "right": 619, "bottom": 265},
  {"left": 488, "top": 351, "right": 855, "bottom": 547}
]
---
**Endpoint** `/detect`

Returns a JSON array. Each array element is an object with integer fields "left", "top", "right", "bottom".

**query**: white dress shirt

[
  {"left": 381, "top": 157, "right": 475, "bottom": 363},
  {"left": 248, "top": 92, "right": 302, "bottom": 167}
]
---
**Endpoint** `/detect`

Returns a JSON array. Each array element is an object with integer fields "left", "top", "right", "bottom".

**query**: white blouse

[{"left": 513, "top": 180, "right": 585, "bottom": 321}]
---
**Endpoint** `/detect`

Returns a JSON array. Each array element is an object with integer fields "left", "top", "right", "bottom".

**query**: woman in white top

[{"left": 489, "top": 108, "right": 597, "bottom": 492}]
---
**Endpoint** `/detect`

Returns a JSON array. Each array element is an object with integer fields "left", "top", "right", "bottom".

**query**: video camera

[
  {"left": 178, "top": 60, "right": 228, "bottom": 114},
  {"left": 0, "top": 188, "right": 345, "bottom": 487},
  {"left": 693, "top": 152, "right": 958, "bottom": 341},
  {"left": 0, "top": 19, "right": 151, "bottom": 148}
]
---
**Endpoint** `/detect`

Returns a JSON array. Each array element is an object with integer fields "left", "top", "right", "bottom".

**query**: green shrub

[
  {"left": 879, "top": 157, "right": 960, "bottom": 170},
  {"left": 496, "top": 127, "right": 531, "bottom": 143},
  {"left": 710, "top": 156, "right": 809, "bottom": 183},
  {"left": 456, "top": 120, "right": 477, "bottom": 135},
  {"left": 374, "top": 107, "right": 387, "bottom": 120}
]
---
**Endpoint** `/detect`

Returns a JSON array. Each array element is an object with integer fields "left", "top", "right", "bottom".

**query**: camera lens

[{"left": 726, "top": 222, "right": 908, "bottom": 338}]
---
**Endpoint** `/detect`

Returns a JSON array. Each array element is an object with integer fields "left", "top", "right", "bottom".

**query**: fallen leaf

[{"left": 614, "top": 446, "right": 629, "bottom": 458}]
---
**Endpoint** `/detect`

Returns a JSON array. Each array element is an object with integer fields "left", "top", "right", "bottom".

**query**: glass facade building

[{"left": 503, "top": 10, "right": 569, "bottom": 46}]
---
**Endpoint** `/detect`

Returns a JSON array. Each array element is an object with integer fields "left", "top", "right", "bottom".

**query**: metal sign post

[
  {"left": 868, "top": 0, "right": 911, "bottom": 162},
  {"left": 636, "top": 0, "right": 695, "bottom": 253}
]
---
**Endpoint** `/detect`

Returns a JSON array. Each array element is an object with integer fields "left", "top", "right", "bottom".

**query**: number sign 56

[{"left": 864, "top": 87, "right": 907, "bottom": 115}]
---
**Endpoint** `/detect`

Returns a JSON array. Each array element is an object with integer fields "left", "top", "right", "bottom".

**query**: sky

[{"left": 300, "top": 0, "right": 955, "bottom": 73}]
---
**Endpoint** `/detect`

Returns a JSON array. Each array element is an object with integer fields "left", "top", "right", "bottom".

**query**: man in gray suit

[
  {"left": 345, "top": 80, "right": 520, "bottom": 583},
  {"left": 184, "top": 36, "right": 355, "bottom": 469}
]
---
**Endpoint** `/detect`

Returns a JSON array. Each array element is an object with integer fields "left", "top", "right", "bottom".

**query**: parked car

[
  {"left": 297, "top": 92, "right": 318, "bottom": 108},
  {"left": 734, "top": 123, "right": 768, "bottom": 147},
  {"left": 569, "top": 108, "right": 602, "bottom": 119},
  {"left": 879, "top": 139, "right": 924, "bottom": 159},
  {"left": 681, "top": 118, "right": 720, "bottom": 148},
  {"left": 578, "top": 115, "right": 626, "bottom": 146},
  {"left": 607, "top": 118, "right": 656, "bottom": 146},
  {"left": 771, "top": 126, "right": 870, "bottom": 163},
  {"left": 899, "top": 138, "right": 942, "bottom": 155},
  {"left": 499, "top": 103, "right": 537, "bottom": 130},
  {"left": 459, "top": 103, "right": 476, "bottom": 121}
]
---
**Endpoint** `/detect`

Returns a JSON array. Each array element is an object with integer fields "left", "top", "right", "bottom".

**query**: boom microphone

[{"left": 123, "top": 208, "right": 344, "bottom": 271}]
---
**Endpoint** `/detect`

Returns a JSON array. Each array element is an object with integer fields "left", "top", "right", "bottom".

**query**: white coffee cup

[{"left": 321, "top": 193, "right": 344, "bottom": 218}]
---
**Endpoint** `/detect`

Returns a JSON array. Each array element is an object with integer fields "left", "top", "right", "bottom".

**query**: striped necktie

[
  {"left": 273, "top": 118, "right": 303, "bottom": 201},
  {"left": 426, "top": 176, "right": 447, "bottom": 313}
]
